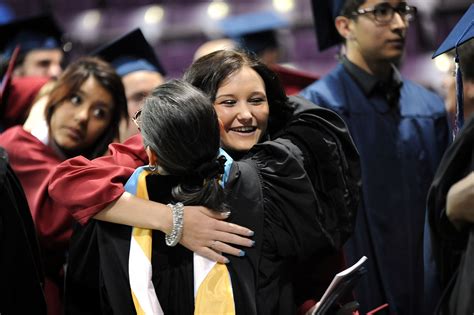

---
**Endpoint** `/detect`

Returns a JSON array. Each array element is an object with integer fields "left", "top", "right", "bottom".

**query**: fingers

[
  {"left": 199, "top": 207, "right": 232, "bottom": 220},
  {"left": 212, "top": 241, "right": 246, "bottom": 257},
  {"left": 197, "top": 206, "right": 255, "bottom": 240},
  {"left": 215, "top": 220, "right": 254, "bottom": 238},
  {"left": 196, "top": 247, "right": 229, "bottom": 264},
  {"left": 212, "top": 229, "right": 254, "bottom": 248},
  {"left": 195, "top": 241, "right": 246, "bottom": 263},
  {"left": 178, "top": 206, "right": 255, "bottom": 262}
]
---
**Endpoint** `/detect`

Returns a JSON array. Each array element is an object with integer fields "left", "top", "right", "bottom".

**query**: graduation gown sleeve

[
  {"left": 0, "top": 126, "right": 71, "bottom": 252},
  {"left": 0, "top": 126, "right": 73, "bottom": 315},
  {"left": 427, "top": 115, "right": 474, "bottom": 288},
  {"left": 48, "top": 133, "right": 148, "bottom": 224},
  {"left": 0, "top": 147, "right": 46, "bottom": 315}
]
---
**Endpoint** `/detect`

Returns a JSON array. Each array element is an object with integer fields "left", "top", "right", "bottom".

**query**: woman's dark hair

[
  {"left": 44, "top": 56, "right": 128, "bottom": 159},
  {"left": 183, "top": 49, "right": 292, "bottom": 137},
  {"left": 140, "top": 79, "right": 227, "bottom": 211}
]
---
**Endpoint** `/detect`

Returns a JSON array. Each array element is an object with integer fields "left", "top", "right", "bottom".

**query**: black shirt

[{"left": 341, "top": 55, "right": 403, "bottom": 108}]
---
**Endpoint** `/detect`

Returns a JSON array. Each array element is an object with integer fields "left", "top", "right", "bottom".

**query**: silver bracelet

[{"left": 165, "top": 202, "right": 184, "bottom": 247}]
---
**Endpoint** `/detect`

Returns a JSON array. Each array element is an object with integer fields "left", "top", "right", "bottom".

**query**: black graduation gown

[
  {"left": 427, "top": 115, "right": 474, "bottom": 314},
  {"left": 0, "top": 147, "right": 46, "bottom": 315},
  {"left": 65, "top": 96, "right": 360, "bottom": 315}
]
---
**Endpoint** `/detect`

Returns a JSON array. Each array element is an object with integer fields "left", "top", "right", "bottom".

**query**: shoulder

[
  {"left": 0, "top": 126, "right": 34, "bottom": 142},
  {"left": 429, "top": 116, "right": 474, "bottom": 205},
  {"left": 262, "top": 103, "right": 361, "bottom": 214},
  {"left": 0, "top": 126, "right": 47, "bottom": 153},
  {"left": 109, "top": 133, "right": 148, "bottom": 165},
  {"left": 124, "top": 166, "right": 150, "bottom": 194},
  {"left": 277, "top": 96, "right": 357, "bottom": 163},
  {"left": 300, "top": 65, "right": 345, "bottom": 96},
  {"left": 287, "top": 95, "right": 350, "bottom": 130},
  {"left": 299, "top": 65, "right": 352, "bottom": 111},
  {"left": 401, "top": 79, "right": 446, "bottom": 117},
  {"left": 238, "top": 139, "right": 306, "bottom": 184}
]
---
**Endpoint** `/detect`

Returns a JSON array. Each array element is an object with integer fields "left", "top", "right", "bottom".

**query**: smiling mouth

[{"left": 230, "top": 126, "right": 257, "bottom": 133}]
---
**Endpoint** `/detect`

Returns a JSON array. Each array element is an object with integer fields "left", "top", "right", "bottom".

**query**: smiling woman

[
  {"left": 0, "top": 56, "right": 128, "bottom": 315},
  {"left": 214, "top": 65, "right": 270, "bottom": 152}
]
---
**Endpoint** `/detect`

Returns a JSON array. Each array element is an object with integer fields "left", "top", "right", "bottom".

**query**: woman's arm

[
  {"left": 49, "top": 135, "right": 254, "bottom": 262},
  {"left": 95, "top": 192, "right": 254, "bottom": 263},
  {"left": 446, "top": 172, "right": 474, "bottom": 229}
]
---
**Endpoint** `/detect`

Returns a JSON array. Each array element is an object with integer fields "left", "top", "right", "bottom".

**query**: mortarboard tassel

[
  {"left": 0, "top": 45, "right": 21, "bottom": 104},
  {"left": 453, "top": 54, "right": 464, "bottom": 138},
  {"left": 452, "top": 19, "right": 473, "bottom": 138}
]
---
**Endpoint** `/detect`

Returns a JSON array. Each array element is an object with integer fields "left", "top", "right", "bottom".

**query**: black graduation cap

[
  {"left": 218, "top": 11, "right": 288, "bottom": 56},
  {"left": 0, "top": 14, "right": 63, "bottom": 58},
  {"left": 432, "top": 4, "right": 474, "bottom": 136},
  {"left": 92, "top": 28, "right": 166, "bottom": 77},
  {"left": 311, "top": 0, "right": 346, "bottom": 51}
]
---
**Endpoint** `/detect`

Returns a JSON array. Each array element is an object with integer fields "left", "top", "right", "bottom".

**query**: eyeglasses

[
  {"left": 132, "top": 109, "right": 142, "bottom": 131},
  {"left": 352, "top": 3, "right": 417, "bottom": 24}
]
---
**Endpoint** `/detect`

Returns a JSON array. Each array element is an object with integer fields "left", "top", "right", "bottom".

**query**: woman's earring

[{"left": 148, "top": 164, "right": 157, "bottom": 172}]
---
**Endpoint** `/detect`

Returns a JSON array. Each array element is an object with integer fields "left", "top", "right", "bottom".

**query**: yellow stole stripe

[
  {"left": 194, "top": 262, "right": 235, "bottom": 315},
  {"left": 130, "top": 169, "right": 163, "bottom": 314},
  {"left": 133, "top": 170, "right": 152, "bottom": 260},
  {"left": 128, "top": 168, "right": 235, "bottom": 314},
  {"left": 131, "top": 291, "right": 146, "bottom": 315}
]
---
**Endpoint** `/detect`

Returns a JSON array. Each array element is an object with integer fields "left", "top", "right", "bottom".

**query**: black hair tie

[{"left": 196, "top": 155, "right": 227, "bottom": 180}]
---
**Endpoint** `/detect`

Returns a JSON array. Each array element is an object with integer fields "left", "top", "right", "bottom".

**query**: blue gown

[{"left": 300, "top": 63, "right": 450, "bottom": 315}]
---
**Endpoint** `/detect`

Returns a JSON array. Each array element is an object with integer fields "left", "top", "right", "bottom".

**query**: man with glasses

[{"left": 300, "top": 1, "right": 450, "bottom": 314}]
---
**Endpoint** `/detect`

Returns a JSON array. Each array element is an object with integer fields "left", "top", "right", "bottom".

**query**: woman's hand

[
  {"left": 180, "top": 206, "right": 254, "bottom": 263},
  {"left": 446, "top": 172, "right": 474, "bottom": 229},
  {"left": 95, "top": 193, "right": 254, "bottom": 264}
]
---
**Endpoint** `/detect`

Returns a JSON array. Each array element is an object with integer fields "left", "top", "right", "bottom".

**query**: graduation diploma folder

[{"left": 310, "top": 256, "right": 368, "bottom": 315}]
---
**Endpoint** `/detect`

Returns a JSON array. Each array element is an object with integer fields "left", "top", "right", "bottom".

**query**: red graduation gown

[
  {"left": 0, "top": 76, "right": 49, "bottom": 130},
  {"left": 271, "top": 64, "right": 318, "bottom": 96},
  {"left": 49, "top": 133, "right": 147, "bottom": 225}
]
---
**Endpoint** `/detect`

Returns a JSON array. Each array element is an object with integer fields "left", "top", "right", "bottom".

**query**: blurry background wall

[{"left": 0, "top": 0, "right": 471, "bottom": 96}]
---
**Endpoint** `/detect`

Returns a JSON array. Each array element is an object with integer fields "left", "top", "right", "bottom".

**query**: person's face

[
  {"left": 442, "top": 62, "right": 457, "bottom": 120},
  {"left": 347, "top": 0, "right": 410, "bottom": 63},
  {"left": 121, "top": 70, "right": 164, "bottom": 138},
  {"left": 214, "top": 66, "right": 269, "bottom": 153},
  {"left": 49, "top": 76, "right": 114, "bottom": 154},
  {"left": 15, "top": 49, "right": 63, "bottom": 79},
  {"left": 465, "top": 81, "right": 474, "bottom": 122}
]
